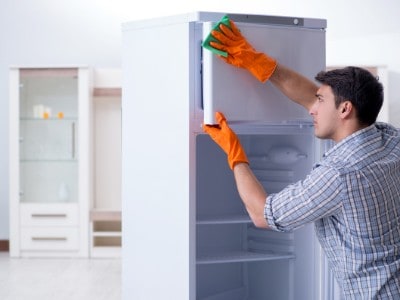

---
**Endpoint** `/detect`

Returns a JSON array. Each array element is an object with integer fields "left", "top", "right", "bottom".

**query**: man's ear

[{"left": 340, "top": 101, "right": 353, "bottom": 116}]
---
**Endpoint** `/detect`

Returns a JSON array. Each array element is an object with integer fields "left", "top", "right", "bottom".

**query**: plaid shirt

[{"left": 265, "top": 123, "right": 400, "bottom": 299}]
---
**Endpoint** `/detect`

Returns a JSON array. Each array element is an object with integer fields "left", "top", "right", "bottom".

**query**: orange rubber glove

[
  {"left": 210, "top": 20, "right": 277, "bottom": 83},
  {"left": 203, "top": 112, "right": 249, "bottom": 169}
]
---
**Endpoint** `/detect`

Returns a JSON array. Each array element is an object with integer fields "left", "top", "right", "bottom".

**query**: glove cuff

[
  {"left": 228, "top": 141, "right": 249, "bottom": 170},
  {"left": 230, "top": 159, "right": 249, "bottom": 170},
  {"left": 248, "top": 53, "right": 277, "bottom": 83}
]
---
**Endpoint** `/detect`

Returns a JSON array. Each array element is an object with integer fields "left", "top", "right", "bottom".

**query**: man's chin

[{"left": 314, "top": 130, "right": 329, "bottom": 140}]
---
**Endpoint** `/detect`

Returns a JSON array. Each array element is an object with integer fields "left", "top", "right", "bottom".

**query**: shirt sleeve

[{"left": 264, "top": 164, "right": 343, "bottom": 232}]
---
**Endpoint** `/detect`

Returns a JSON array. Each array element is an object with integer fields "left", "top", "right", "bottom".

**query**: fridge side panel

[
  {"left": 203, "top": 23, "right": 325, "bottom": 124},
  {"left": 122, "top": 22, "right": 192, "bottom": 299}
]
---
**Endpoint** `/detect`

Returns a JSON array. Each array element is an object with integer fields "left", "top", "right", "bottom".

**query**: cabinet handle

[
  {"left": 31, "top": 237, "right": 67, "bottom": 241},
  {"left": 72, "top": 122, "right": 76, "bottom": 159},
  {"left": 31, "top": 214, "right": 67, "bottom": 218}
]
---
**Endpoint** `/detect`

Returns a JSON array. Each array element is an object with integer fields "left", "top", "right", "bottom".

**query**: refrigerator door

[{"left": 202, "top": 19, "right": 325, "bottom": 125}]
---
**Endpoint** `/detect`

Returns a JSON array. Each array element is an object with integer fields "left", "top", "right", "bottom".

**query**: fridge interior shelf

[
  {"left": 197, "top": 214, "right": 252, "bottom": 225},
  {"left": 199, "top": 286, "right": 246, "bottom": 300},
  {"left": 197, "top": 250, "right": 295, "bottom": 265}
]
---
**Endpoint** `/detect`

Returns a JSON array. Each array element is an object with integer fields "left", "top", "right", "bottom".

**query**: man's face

[{"left": 309, "top": 84, "right": 342, "bottom": 141}]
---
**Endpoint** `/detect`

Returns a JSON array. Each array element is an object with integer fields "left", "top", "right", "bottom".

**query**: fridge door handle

[{"left": 202, "top": 22, "right": 217, "bottom": 125}]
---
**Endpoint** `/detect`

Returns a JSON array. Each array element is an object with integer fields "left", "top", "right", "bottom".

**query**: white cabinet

[{"left": 9, "top": 67, "right": 92, "bottom": 257}]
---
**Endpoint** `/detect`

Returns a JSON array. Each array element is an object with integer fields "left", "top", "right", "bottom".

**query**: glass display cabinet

[{"left": 9, "top": 67, "right": 91, "bottom": 257}]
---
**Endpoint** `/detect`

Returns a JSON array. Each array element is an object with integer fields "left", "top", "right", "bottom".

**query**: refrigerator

[{"left": 122, "top": 11, "right": 337, "bottom": 300}]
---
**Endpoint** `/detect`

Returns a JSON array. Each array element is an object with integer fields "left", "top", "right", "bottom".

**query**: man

[{"left": 203, "top": 19, "right": 400, "bottom": 299}]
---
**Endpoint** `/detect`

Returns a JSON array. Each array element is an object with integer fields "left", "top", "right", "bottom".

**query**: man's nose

[{"left": 309, "top": 103, "right": 317, "bottom": 116}]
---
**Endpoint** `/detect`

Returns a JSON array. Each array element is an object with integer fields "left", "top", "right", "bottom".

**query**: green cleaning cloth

[{"left": 202, "top": 15, "right": 231, "bottom": 57}]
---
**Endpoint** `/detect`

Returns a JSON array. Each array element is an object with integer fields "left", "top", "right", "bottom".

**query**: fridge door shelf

[{"left": 197, "top": 250, "right": 295, "bottom": 265}]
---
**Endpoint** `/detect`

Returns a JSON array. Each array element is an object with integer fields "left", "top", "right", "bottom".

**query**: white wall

[
  {"left": 1, "top": 0, "right": 399, "bottom": 239},
  {"left": 0, "top": 0, "right": 122, "bottom": 240}
]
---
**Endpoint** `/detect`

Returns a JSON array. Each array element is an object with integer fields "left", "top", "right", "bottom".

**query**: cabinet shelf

[
  {"left": 20, "top": 118, "right": 78, "bottom": 121},
  {"left": 197, "top": 250, "right": 295, "bottom": 265},
  {"left": 92, "top": 231, "right": 121, "bottom": 237},
  {"left": 20, "top": 159, "right": 77, "bottom": 163},
  {"left": 89, "top": 210, "right": 122, "bottom": 257}
]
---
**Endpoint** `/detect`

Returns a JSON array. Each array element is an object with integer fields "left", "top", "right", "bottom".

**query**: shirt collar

[{"left": 322, "top": 124, "right": 377, "bottom": 158}]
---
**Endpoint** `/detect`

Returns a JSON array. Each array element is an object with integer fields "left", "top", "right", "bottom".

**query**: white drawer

[
  {"left": 20, "top": 203, "right": 78, "bottom": 227},
  {"left": 20, "top": 227, "right": 79, "bottom": 251}
]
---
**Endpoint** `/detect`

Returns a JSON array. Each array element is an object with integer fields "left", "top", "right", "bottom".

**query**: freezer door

[{"left": 202, "top": 21, "right": 325, "bottom": 125}]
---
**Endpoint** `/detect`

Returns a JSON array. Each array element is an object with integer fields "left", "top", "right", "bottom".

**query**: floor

[{"left": 0, "top": 252, "right": 121, "bottom": 300}]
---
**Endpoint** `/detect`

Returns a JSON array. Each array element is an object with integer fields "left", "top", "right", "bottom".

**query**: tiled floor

[{"left": 0, "top": 252, "right": 121, "bottom": 300}]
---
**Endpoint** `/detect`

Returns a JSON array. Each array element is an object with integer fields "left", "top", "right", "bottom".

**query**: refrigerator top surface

[{"left": 122, "top": 11, "right": 327, "bottom": 31}]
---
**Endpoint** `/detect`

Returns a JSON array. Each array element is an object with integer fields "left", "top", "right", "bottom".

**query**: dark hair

[{"left": 315, "top": 66, "right": 384, "bottom": 126}]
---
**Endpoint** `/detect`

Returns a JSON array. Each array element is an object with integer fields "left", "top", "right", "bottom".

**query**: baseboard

[{"left": 0, "top": 240, "right": 9, "bottom": 252}]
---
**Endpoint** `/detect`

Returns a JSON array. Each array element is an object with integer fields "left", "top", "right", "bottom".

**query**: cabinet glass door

[{"left": 19, "top": 68, "right": 79, "bottom": 203}]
